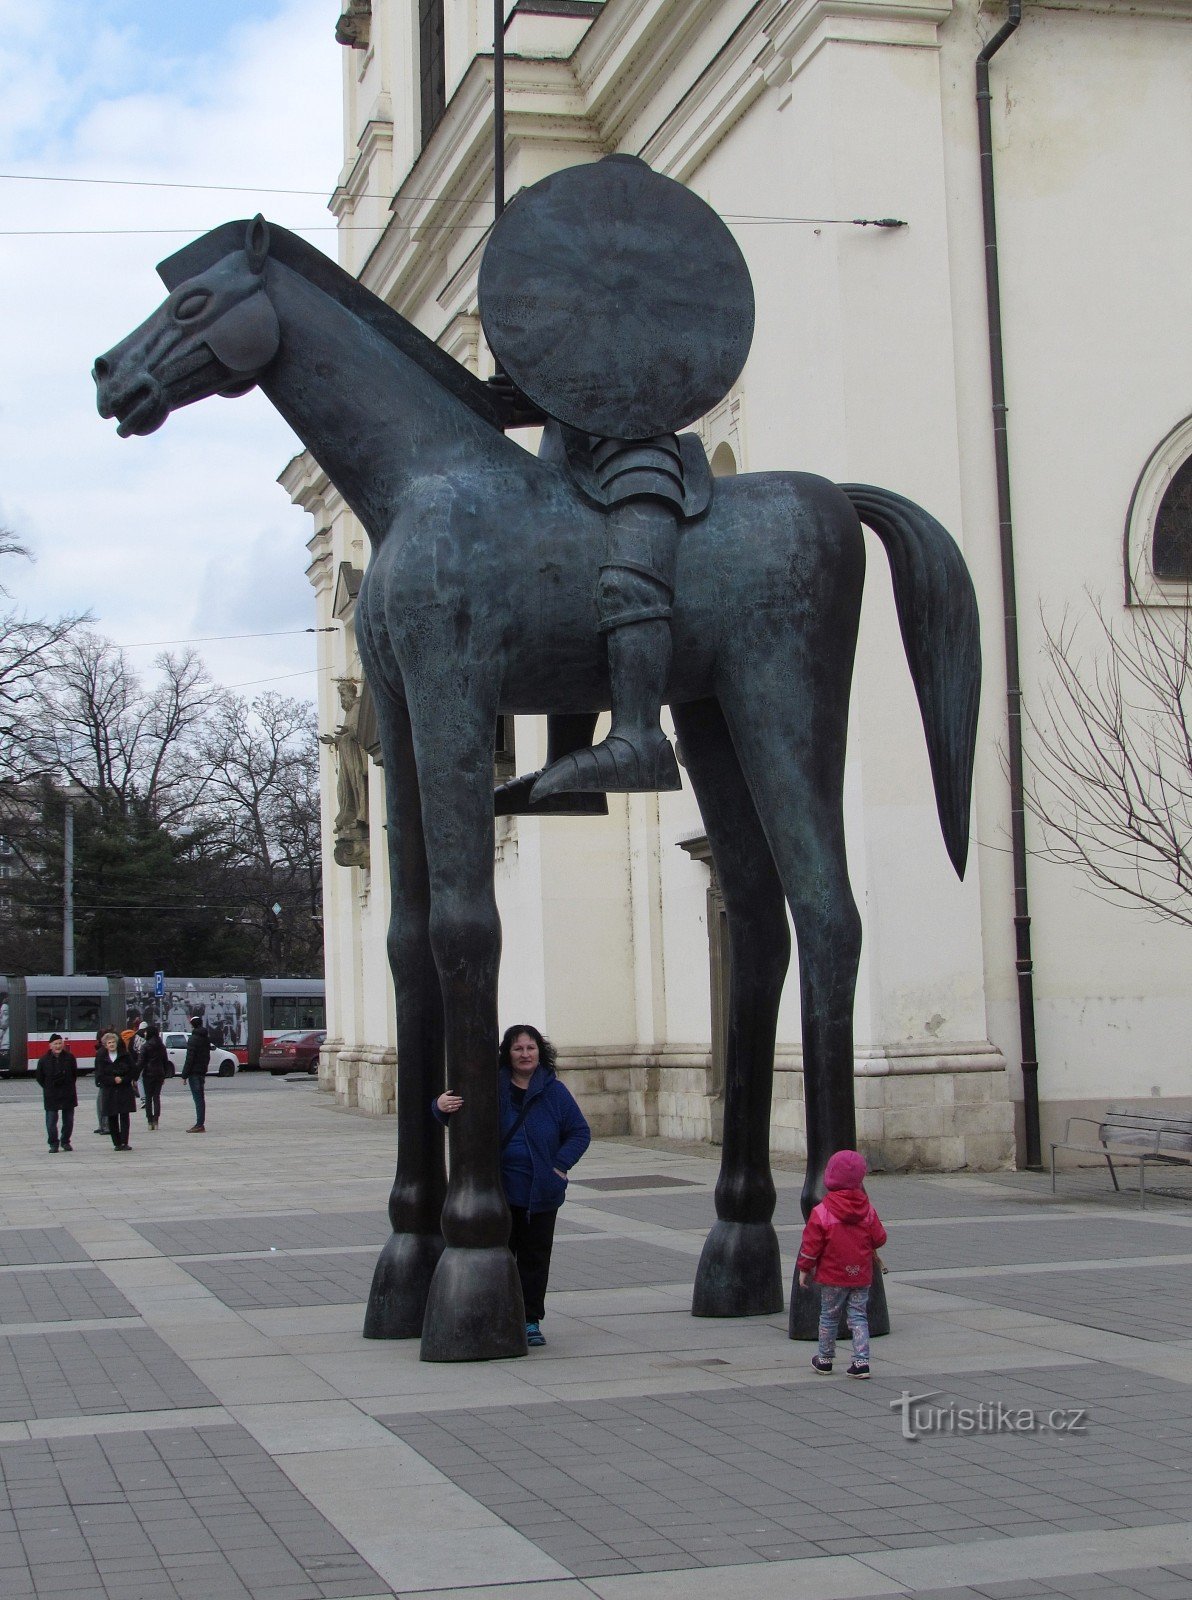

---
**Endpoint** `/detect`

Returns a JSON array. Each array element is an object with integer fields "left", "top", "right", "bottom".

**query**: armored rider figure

[{"left": 479, "top": 154, "right": 753, "bottom": 803}]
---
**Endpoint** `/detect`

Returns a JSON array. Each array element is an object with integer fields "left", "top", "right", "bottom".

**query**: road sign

[{"left": 154, "top": 971, "right": 164, "bottom": 998}]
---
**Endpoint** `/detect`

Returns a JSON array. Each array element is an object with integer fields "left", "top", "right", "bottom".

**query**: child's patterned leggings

[{"left": 817, "top": 1285, "right": 870, "bottom": 1364}]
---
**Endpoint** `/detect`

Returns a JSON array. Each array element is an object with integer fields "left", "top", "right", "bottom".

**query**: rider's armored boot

[{"left": 532, "top": 490, "right": 683, "bottom": 799}]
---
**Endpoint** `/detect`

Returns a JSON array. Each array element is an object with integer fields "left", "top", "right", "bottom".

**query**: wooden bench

[{"left": 1050, "top": 1108, "right": 1192, "bottom": 1207}]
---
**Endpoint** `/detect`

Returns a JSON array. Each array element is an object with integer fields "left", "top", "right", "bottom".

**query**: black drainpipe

[{"left": 976, "top": 1, "right": 1042, "bottom": 1169}]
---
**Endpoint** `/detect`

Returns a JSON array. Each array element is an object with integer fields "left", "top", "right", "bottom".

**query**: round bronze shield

[{"left": 479, "top": 155, "right": 754, "bottom": 441}]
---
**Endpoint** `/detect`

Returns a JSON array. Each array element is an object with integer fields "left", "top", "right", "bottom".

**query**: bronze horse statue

[{"left": 94, "top": 215, "right": 979, "bottom": 1361}]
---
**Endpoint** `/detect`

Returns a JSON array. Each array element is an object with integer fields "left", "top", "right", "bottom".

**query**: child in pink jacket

[{"left": 797, "top": 1149, "right": 887, "bottom": 1379}]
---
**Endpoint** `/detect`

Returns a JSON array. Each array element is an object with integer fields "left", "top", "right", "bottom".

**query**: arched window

[
  {"left": 710, "top": 442, "right": 738, "bottom": 478},
  {"left": 1153, "top": 455, "right": 1192, "bottom": 581},
  {"left": 1124, "top": 414, "right": 1192, "bottom": 604}
]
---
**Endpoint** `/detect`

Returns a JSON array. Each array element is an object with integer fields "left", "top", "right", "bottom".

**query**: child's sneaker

[
  {"left": 846, "top": 1361, "right": 870, "bottom": 1379},
  {"left": 525, "top": 1321, "right": 546, "bottom": 1347},
  {"left": 811, "top": 1355, "right": 833, "bottom": 1374}
]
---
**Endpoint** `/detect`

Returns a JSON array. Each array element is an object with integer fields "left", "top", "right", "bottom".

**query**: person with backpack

[
  {"left": 36, "top": 1033, "right": 78, "bottom": 1153},
  {"left": 180, "top": 1015, "right": 211, "bottom": 1132},
  {"left": 138, "top": 1024, "right": 169, "bottom": 1130},
  {"left": 434, "top": 1024, "right": 590, "bottom": 1348}
]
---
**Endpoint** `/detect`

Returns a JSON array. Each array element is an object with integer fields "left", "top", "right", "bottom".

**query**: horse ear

[{"left": 245, "top": 215, "right": 270, "bottom": 275}]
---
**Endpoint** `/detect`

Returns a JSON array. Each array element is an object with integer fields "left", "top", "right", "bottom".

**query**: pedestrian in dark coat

[
  {"left": 36, "top": 1033, "right": 78, "bottom": 1153},
  {"left": 181, "top": 1016, "right": 211, "bottom": 1132},
  {"left": 94, "top": 1030, "right": 137, "bottom": 1151},
  {"left": 434, "top": 1023, "right": 591, "bottom": 1347},
  {"left": 138, "top": 1024, "right": 168, "bottom": 1130}
]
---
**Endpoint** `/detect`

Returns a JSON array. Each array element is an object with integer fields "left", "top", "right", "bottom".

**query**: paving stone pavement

[
  {"left": 0, "top": 1226, "right": 89, "bottom": 1267},
  {"left": 3, "top": 1072, "right": 1192, "bottom": 1599},
  {"left": 0, "top": 1268, "right": 138, "bottom": 1326}
]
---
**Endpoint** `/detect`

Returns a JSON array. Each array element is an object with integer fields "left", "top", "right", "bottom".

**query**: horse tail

[{"left": 839, "top": 484, "right": 980, "bottom": 879}]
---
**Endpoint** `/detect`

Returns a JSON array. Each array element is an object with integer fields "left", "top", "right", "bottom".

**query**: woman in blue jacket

[{"left": 436, "top": 1023, "right": 590, "bottom": 1347}]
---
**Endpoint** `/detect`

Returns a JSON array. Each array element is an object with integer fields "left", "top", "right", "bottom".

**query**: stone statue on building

[{"left": 321, "top": 678, "right": 370, "bottom": 867}]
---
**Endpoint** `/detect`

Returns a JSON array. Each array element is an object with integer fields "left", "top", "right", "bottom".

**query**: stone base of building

[
  {"left": 320, "top": 1036, "right": 1014, "bottom": 1170},
  {"left": 317, "top": 1040, "right": 396, "bottom": 1116}
]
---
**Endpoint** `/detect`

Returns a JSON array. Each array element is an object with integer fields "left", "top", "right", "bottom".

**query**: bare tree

[
  {"left": 29, "top": 632, "right": 219, "bottom": 821},
  {"left": 1024, "top": 596, "right": 1192, "bottom": 925},
  {"left": 0, "top": 534, "right": 90, "bottom": 789},
  {"left": 199, "top": 692, "right": 324, "bottom": 971}
]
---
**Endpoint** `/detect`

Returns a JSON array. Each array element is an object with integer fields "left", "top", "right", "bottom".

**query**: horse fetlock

[
  {"left": 363, "top": 1230, "right": 445, "bottom": 1340},
  {"left": 420, "top": 1245, "right": 528, "bottom": 1362},
  {"left": 692, "top": 1220, "right": 783, "bottom": 1318}
]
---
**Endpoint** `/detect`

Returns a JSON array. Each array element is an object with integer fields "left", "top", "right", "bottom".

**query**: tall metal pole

[
  {"left": 493, "top": 0, "right": 506, "bottom": 218},
  {"left": 63, "top": 798, "right": 75, "bottom": 978}
]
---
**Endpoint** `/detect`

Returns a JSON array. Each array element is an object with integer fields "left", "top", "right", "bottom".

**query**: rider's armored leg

[{"left": 532, "top": 485, "right": 683, "bottom": 799}]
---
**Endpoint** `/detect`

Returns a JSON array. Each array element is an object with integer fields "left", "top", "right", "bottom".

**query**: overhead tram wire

[
  {"left": 0, "top": 172, "right": 905, "bottom": 232},
  {"left": 122, "top": 625, "right": 336, "bottom": 649}
]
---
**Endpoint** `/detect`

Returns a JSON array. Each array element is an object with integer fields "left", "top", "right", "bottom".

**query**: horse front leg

[
  {"left": 674, "top": 699, "right": 788, "bottom": 1318},
  {"left": 361, "top": 680, "right": 447, "bottom": 1338},
  {"left": 409, "top": 672, "right": 526, "bottom": 1363}
]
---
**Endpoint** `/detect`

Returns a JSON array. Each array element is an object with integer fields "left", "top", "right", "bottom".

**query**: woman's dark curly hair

[{"left": 498, "top": 1023, "right": 557, "bottom": 1074}]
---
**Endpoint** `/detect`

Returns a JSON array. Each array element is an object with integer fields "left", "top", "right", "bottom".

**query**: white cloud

[{"left": 0, "top": 0, "right": 344, "bottom": 696}]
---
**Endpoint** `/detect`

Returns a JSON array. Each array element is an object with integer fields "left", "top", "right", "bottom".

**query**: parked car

[
  {"left": 161, "top": 1031, "right": 238, "bottom": 1077},
  {"left": 261, "top": 1029, "right": 325, "bottom": 1075}
]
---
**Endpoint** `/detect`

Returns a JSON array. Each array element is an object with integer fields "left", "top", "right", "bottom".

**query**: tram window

[
  {"left": 70, "top": 995, "right": 102, "bottom": 1031},
  {"left": 268, "top": 997, "right": 298, "bottom": 1030},
  {"left": 267, "top": 996, "right": 325, "bottom": 1031},
  {"left": 34, "top": 996, "right": 69, "bottom": 1032}
]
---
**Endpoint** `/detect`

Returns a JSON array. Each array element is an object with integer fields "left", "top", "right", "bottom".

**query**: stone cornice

[
  {"left": 331, "top": 114, "right": 394, "bottom": 219},
  {"left": 1015, "top": 0, "right": 1192, "bottom": 16},
  {"left": 760, "top": 0, "right": 953, "bottom": 87},
  {"left": 359, "top": 53, "right": 592, "bottom": 313}
]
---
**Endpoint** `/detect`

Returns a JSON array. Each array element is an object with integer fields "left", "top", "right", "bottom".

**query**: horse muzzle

[{"left": 93, "top": 358, "right": 168, "bottom": 438}]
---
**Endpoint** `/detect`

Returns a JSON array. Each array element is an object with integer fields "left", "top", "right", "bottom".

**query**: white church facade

[{"left": 283, "top": 0, "right": 1192, "bottom": 1170}]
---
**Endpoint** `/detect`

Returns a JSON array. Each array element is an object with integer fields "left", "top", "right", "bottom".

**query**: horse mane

[{"left": 156, "top": 220, "right": 505, "bottom": 432}]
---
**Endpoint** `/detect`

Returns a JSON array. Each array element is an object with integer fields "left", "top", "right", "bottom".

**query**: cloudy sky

[{"left": 0, "top": 0, "right": 345, "bottom": 698}]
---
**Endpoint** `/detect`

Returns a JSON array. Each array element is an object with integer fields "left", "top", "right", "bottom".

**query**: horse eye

[{"left": 173, "top": 289, "right": 211, "bottom": 322}]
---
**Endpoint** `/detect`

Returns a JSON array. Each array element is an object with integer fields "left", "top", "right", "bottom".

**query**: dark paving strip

[
  {"left": 854, "top": 1569, "right": 1192, "bottom": 1599},
  {"left": 0, "top": 1327, "right": 216, "bottom": 1423},
  {"left": 578, "top": 1178, "right": 1060, "bottom": 1234},
  {"left": 574, "top": 1175, "right": 704, "bottom": 1191},
  {"left": 379, "top": 1364, "right": 1192, "bottom": 1579},
  {"left": 0, "top": 1228, "right": 87, "bottom": 1268},
  {"left": 0, "top": 1268, "right": 137, "bottom": 1327},
  {"left": 135, "top": 1211, "right": 601, "bottom": 1261},
  {"left": 829, "top": 1217, "right": 1192, "bottom": 1274},
  {"left": 0, "top": 1422, "right": 390, "bottom": 1600},
  {"left": 131, "top": 1211, "right": 393, "bottom": 1257},
  {"left": 904, "top": 1261, "right": 1192, "bottom": 1342},
  {"left": 179, "top": 1234, "right": 700, "bottom": 1310},
  {"left": 986, "top": 1168, "right": 1192, "bottom": 1213}
]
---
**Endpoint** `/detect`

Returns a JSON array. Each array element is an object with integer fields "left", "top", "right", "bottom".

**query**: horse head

[{"left": 94, "top": 216, "right": 280, "bottom": 437}]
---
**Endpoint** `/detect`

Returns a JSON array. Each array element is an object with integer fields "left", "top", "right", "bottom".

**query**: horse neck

[{"left": 259, "top": 260, "right": 505, "bottom": 540}]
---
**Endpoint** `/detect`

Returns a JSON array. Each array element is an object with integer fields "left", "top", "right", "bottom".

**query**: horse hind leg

[
  {"left": 673, "top": 697, "right": 788, "bottom": 1318},
  {"left": 717, "top": 674, "right": 863, "bottom": 1222}
]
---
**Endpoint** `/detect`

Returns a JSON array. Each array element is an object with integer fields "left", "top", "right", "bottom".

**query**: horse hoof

[
  {"left": 692, "top": 1220, "right": 784, "bottom": 1317},
  {"left": 363, "top": 1231, "right": 444, "bottom": 1340},
  {"left": 420, "top": 1246, "right": 528, "bottom": 1361}
]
